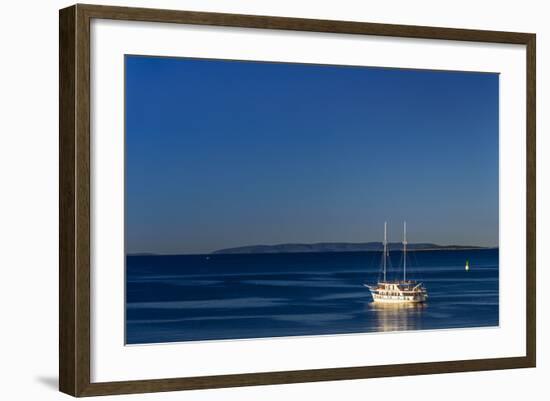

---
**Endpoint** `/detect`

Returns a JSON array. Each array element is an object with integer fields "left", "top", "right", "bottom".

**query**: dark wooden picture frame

[{"left": 59, "top": 3, "right": 536, "bottom": 397}]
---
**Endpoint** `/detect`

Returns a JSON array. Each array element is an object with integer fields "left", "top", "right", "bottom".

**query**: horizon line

[{"left": 127, "top": 241, "right": 499, "bottom": 256}]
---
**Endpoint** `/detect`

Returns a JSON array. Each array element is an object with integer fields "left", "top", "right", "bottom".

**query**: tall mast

[
  {"left": 383, "top": 221, "right": 387, "bottom": 282},
  {"left": 403, "top": 221, "right": 407, "bottom": 281}
]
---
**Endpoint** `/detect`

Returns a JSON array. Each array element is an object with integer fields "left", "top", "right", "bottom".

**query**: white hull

[
  {"left": 371, "top": 293, "right": 426, "bottom": 304},
  {"left": 364, "top": 283, "right": 427, "bottom": 304}
]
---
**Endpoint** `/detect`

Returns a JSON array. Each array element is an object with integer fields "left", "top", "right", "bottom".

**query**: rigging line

[
  {"left": 411, "top": 250, "right": 424, "bottom": 281},
  {"left": 366, "top": 250, "right": 377, "bottom": 283},
  {"left": 399, "top": 252, "right": 405, "bottom": 280},
  {"left": 387, "top": 248, "right": 394, "bottom": 269},
  {"left": 378, "top": 247, "right": 386, "bottom": 282}
]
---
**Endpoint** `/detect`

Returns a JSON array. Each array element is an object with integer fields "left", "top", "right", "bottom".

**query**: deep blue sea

[{"left": 126, "top": 249, "right": 498, "bottom": 344}]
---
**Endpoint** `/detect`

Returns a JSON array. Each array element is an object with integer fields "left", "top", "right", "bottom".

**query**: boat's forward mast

[
  {"left": 383, "top": 221, "right": 387, "bottom": 281},
  {"left": 403, "top": 221, "right": 407, "bottom": 281}
]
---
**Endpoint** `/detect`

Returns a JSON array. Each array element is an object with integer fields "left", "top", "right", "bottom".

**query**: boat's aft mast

[
  {"left": 403, "top": 221, "right": 407, "bottom": 281},
  {"left": 383, "top": 221, "right": 387, "bottom": 282}
]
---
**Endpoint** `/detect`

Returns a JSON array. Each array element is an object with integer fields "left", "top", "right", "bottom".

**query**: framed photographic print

[{"left": 59, "top": 4, "right": 536, "bottom": 397}]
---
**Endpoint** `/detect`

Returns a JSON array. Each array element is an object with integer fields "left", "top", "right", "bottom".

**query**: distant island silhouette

[
  {"left": 210, "top": 242, "right": 493, "bottom": 255},
  {"left": 127, "top": 243, "right": 496, "bottom": 256}
]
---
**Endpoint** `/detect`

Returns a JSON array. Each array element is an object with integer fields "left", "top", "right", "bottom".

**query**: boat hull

[
  {"left": 364, "top": 283, "right": 427, "bottom": 304},
  {"left": 371, "top": 293, "right": 427, "bottom": 304}
]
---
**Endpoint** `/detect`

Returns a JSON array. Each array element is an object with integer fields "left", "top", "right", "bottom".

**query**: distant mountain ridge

[{"left": 212, "top": 242, "right": 489, "bottom": 255}]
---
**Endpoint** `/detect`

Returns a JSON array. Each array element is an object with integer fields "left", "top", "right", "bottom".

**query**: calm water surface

[{"left": 126, "top": 249, "right": 498, "bottom": 344}]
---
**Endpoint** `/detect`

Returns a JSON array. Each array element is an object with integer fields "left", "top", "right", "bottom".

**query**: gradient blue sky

[{"left": 125, "top": 55, "right": 499, "bottom": 254}]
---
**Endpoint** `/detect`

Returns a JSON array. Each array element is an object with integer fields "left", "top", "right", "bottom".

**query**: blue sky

[{"left": 125, "top": 55, "right": 499, "bottom": 254}]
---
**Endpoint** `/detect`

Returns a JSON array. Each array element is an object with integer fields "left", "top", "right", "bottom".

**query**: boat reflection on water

[{"left": 368, "top": 302, "right": 427, "bottom": 332}]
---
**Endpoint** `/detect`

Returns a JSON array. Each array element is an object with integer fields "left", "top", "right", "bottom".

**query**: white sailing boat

[{"left": 364, "top": 222, "right": 428, "bottom": 304}]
